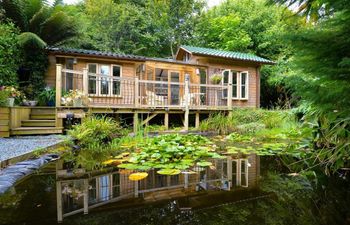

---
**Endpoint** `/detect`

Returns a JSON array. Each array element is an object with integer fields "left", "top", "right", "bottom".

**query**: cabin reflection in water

[{"left": 56, "top": 154, "right": 259, "bottom": 222}]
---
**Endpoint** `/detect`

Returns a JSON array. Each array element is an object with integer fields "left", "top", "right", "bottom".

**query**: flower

[
  {"left": 62, "top": 89, "right": 91, "bottom": 106},
  {"left": 1, "top": 86, "right": 22, "bottom": 98}
]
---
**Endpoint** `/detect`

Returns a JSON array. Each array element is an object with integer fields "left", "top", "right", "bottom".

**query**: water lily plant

[{"left": 108, "top": 134, "right": 225, "bottom": 179}]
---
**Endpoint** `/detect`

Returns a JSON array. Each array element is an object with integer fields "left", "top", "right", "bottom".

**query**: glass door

[{"left": 169, "top": 71, "right": 180, "bottom": 105}]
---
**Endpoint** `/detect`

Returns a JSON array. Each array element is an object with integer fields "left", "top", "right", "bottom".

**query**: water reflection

[{"left": 56, "top": 154, "right": 259, "bottom": 222}]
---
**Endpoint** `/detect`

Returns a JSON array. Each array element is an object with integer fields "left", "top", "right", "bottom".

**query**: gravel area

[{"left": 0, "top": 135, "right": 66, "bottom": 162}]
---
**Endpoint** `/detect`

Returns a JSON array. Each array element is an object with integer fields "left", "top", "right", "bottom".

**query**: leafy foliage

[
  {"left": 67, "top": 116, "right": 123, "bottom": 170},
  {"left": 0, "top": 0, "right": 78, "bottom": 47},
  {"left": 279, "top": 1, "right": 350, "bottom": 173},
  {"left": 0, "top": 23, "right": 22, "bottom": 86},
  {"left": 117, "top": 134, "right": 224, "bottom": 172}
]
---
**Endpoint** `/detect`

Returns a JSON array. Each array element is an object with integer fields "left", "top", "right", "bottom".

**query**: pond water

[{"left": 0, "top": 154, "right": 349, "bottom": 225}]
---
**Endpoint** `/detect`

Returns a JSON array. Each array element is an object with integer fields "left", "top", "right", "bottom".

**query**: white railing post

[
  {"left": 83, "top": 179, "right": 89, "bottom": 214},
  {"left": 184, "top": 74, "right": 190, "bottom": 131},
  {"left": 83, "top": 68, "right": 88, "bottom": 96},
  {"left": 135, "top": 77, "right": 139, "bottom": 107},
  {"left": 56, "top": 64, "right": 62, "bottom": 107}
]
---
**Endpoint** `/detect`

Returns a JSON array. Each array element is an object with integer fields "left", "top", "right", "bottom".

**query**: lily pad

[
  {"left": 157, "top": 169, "right": 181, "bottom": 175},
  {"left": 129, "top": 172, "right": 148, "bottom": 181}
]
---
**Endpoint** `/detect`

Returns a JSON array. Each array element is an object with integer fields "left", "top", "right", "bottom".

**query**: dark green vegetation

[{"left": 0, "top": 0, "right": 77, "bottom": 98}]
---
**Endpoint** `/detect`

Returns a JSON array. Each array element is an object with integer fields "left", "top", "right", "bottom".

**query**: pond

[{"left": 0, "top": 151, "right": 349, "bottom": 225}]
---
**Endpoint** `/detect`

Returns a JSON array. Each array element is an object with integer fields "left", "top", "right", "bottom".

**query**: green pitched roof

[{"left": 180, "top": 45, "right": 274, "bottom": 64}]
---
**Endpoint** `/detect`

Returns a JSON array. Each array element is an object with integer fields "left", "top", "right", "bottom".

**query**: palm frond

[
  {"left": 39, "top": 11, "right": 78, "bottom": 46},
  {"left": 18, "top": 32, "right": 47, "bottom": 50},
  {"left": 28, "top": 6, "right": 50, "bottom": 34},
  {"left": 0, "top": 0, "right": 28, "bottom": 31},
  {"left": 23, "top": 0, "right": 48, "bottom": 20}
]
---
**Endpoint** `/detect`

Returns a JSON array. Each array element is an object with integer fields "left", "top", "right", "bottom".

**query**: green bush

[
  {"left": 68, "top": 116, "right": 123, "bottom": 170},
  {"left": 0, "top": 88, "right": 10, "bottom": 106},
  {"left": 0, "top": 23, "right": 22, "bottom": 86}
]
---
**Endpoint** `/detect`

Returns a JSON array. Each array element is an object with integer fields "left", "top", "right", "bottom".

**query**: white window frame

[
  {"left": 87, "top": 63, "right": 123, "bottom": 97},
  {"left": 239, "top": 71, "right": 249, "bottom": 100},
  {"left": 111, "top": 64, "right": 122, "bottom": 97},
  {"left": 221, "top": 69, "right": 230, "bottom": 99},
  {"left": 221, "top": 70, "right": 240, "bottom": 100},
  {"left": 87, "top": 63, "right": 98, "bottom": 95}
]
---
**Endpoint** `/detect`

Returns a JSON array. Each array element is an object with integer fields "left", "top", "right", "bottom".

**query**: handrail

[{"left": 61, "top": 68, "right": 84, "bottom": 75}]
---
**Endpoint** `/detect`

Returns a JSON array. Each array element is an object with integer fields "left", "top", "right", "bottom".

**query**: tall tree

[
  {"left": 68, "top": 0, "right": 205, "bottom": 57},
  {"left": 193, "top": 0, "right": 305, "bottom": 108},
  {"left": 276, "top": 0, "right": 350, "bottom": 172},
  {"left": 0, "top": 0, "right": 78, "bottom": 47}
]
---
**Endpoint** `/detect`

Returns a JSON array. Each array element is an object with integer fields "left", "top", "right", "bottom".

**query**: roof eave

[{"left": 191, "top": 52, "right": 275, "bottom": 65}]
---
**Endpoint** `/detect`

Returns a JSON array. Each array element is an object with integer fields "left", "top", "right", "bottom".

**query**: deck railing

[{"left": 57, "top": 66, "right": 232, "bottom": 109}]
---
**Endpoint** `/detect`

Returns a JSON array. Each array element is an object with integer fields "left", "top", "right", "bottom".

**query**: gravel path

[{"left": 0, "top": 135, "right": 66, "bottom": 162}]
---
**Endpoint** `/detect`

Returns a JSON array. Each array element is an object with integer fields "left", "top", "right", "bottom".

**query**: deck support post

[
  {"left": 184, "top": 173, "right": 189, "bottom": 189},
  {"left": 134, "top": 181, "right": 139, "bottom": 198},
  {"left": 56, "top": 64, "right": 62, "bottom": 107},
  {"left": 184, "top": 74, "right": 190, "bottom": 131},
  {"left": 83, "top": 179, "right": 89, "bottom": 214},
  {"left": 133, "top": 112, "right": 138, "bottom": 133},
  {"left": 195, "top": 112, "right": 200, "bottom": 129},
  {"left": 56, "top": 181, "right": 63, "bottom": 223},
  {"left": 164, "top": 113, "right": 169, "bottom": 130},
  {"left": 135, "top": 77, "right": 139, "bottom": 107},
  {"left": 227, "top": 157, "right": 232, "bottom": 190}
]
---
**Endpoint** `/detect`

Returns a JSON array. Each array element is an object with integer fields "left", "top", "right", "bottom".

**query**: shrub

[
  {"left": 0, "top": 23, "right": 22, "bottom": 86},
  {"left": 68, "top": 116, "right": 123, "bottom": 170}
]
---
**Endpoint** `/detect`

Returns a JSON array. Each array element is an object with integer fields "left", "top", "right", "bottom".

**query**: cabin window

[
  {"left": 65, "top": 58, "right": 74, "bottom": 91},
  {"left": 112, "top": 65, "right": 121, "bottom": 96},
  {"left": 100, "top": 65, "right": 110, "bottom": 95},
  {"left": 222, "top": 70, "right": 230, "bottom": 98},
  {"left": 88, "top": 178, "right": 97, "bottom": 204},
  {"left": 240, "top": 72, "right": 249, "bottom": 99},
  {"left": 241, "top": 159, "right": 249, "bottom": 187},
  {"left": 183, "top": 52, "right": 191, "bottom": 62},
  {"left": 99, "top": 175, "right": 110, "bottom": 201},
  {"left": 232, "top": 71, "right": 238, "bottom": 98},
  {"left": 112, "top": 173, "right": 120, "bottom": 198},
  {"left": 199, "top": 69, "right": 207, "bottom": 104},
  {"left": 87, "top": 64, "right": 123, "bottom": 96},
  {"left": 88, "top": 64, "right": 97, "bottom": 94},
  {"left": 221, "top": 70, "right": 248, "bottom": 100}
]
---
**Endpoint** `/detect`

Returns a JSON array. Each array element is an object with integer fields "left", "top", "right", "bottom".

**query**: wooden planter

[{"left": 0, "top": 107, "right": 10, "bottom": 137}]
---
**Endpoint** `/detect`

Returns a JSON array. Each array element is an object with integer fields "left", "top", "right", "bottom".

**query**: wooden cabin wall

[{"left": 191, "top": 55, "right": 260, "bottom": 108}]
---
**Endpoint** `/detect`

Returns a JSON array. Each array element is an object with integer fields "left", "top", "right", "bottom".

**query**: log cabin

[{"left": 5, "top": 46, "right": 274, "bottom": 135}]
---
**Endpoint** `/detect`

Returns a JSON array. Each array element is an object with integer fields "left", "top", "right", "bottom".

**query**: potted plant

[
  {"left": 62, "top": 90, "right": 90, "bottom": 107},
  {"left": 38, "top": 87, "right": 56, "bottom": 106},
  {"left": 210, "top": 74, "right": 222, "bottom": 84}
]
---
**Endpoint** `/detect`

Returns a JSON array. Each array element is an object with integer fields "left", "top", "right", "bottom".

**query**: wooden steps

[
  {"left": 21, "top": 120, "right": 56, "bottom": 127},
  {"left": 11, "top": 127, "right": 63, "bottom": 135},
  {"left": 11, "top": 107, "right": 63, "bottom": 136}
]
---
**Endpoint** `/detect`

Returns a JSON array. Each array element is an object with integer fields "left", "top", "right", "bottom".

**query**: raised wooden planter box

[{"left": 0, "top": 107, "right": 10, "bottom": 137}]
